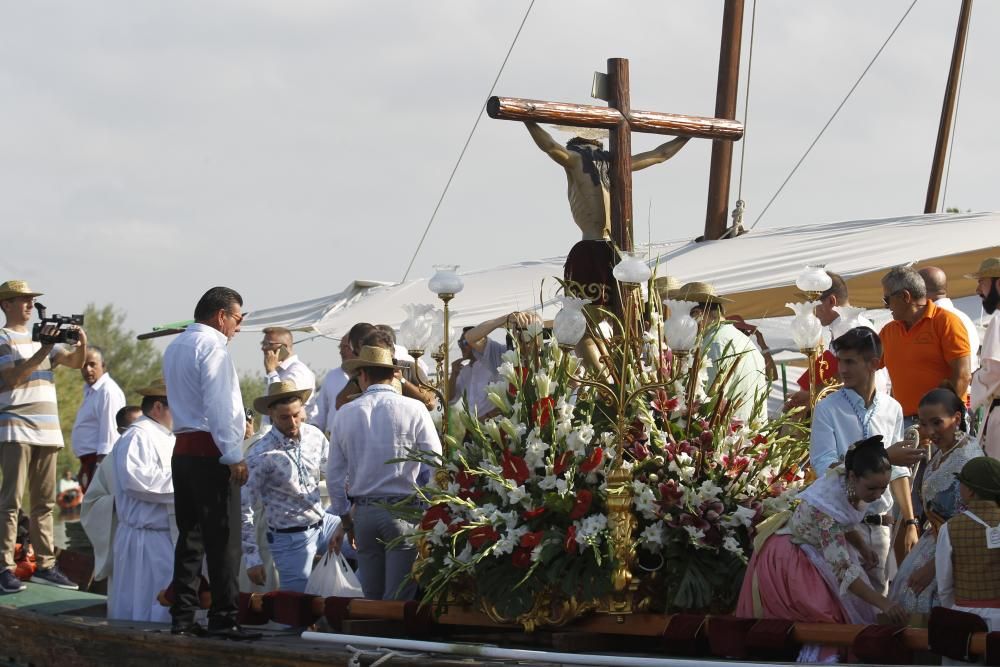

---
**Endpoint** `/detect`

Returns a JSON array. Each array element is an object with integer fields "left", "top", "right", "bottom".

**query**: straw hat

[
  {"left": 653, "top": 275, "right": 682, "bottom": 297},
  {"left": 136, "top": 378, "right": 168, "bottom": 398},
  {"left": 0, "top": 280, "right": 43, "bottom": 301},
  {"left": 253, "top": 380, "right": 313, "bottom": 414},
  {"left": 965, "top": 257, "right": 1000, "bottom": 280},
  {"left": 342, "top": 345, "right": 401, "bottom": 374},
  {"left": 670, "top": 281, "right": 732, "bottom": 304}
]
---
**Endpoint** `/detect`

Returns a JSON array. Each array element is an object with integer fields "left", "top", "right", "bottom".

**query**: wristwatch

[{"left": 903, "top": 518, "right": 921, "bottom": 528}]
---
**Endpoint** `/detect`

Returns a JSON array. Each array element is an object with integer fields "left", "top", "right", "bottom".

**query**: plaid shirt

[{"left": 948, "top": 500, "right": 1000, "bottom": 601}]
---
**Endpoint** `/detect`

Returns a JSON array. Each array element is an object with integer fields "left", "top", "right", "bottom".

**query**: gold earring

[{"left": 847, "top": 482, "right": 858, "bottom": 504}]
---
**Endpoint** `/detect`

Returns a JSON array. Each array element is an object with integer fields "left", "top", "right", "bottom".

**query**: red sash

[{"left": 174, "top": 431, "right": 221, "bottom": 457}]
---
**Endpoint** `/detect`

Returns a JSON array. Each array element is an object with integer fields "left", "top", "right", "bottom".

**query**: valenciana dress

[{"left": 889, "top": 434, "right": 982, "bottom": 613}]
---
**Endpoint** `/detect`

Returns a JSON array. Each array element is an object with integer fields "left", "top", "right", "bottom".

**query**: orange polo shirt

[{"left": 879, "top": 300, "right": 971, "bottom": 415}]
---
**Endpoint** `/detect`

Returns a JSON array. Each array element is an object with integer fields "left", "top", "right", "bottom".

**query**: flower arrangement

[{"left": 400, "top": 293, "right": 809, "bottom": 628}]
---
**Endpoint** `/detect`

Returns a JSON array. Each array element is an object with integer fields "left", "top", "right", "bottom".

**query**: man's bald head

[{"left": 918, "top": 266, "right": 948, "bottom": 300}]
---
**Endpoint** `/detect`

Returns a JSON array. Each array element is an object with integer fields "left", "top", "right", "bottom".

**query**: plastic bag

[{"left": 305, "top": 552, "right": 363, "bottom": 598}]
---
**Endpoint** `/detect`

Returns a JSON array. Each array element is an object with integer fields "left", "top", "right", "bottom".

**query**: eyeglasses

[
  {"left": 226, "top": 310, "right": 245, "bottom": 325},
  {"left": 882, "top": 290, "right": 903, "bottom": 307},
  {"left": 458, "top": 338, "right": 469, "bottom": 349}
]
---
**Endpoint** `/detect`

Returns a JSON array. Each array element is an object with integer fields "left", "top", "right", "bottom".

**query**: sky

[{"left": 2, "top": 1, "right": 996, "bottom": 376}]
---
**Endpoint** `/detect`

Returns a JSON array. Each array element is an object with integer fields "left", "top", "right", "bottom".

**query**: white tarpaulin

[{"left": 244, "top": 212, "right": 997, "bottom": 342}]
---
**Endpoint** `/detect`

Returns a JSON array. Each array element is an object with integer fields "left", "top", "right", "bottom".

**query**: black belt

[
  {"left": 862, "top": 514, "right": 893, "bottom": 527},
  {"left": 352, "top": 495, "right": 410, "bottom": 506},
  {"left": 272, "top": 520, "right": 321, "bottom": 534}
]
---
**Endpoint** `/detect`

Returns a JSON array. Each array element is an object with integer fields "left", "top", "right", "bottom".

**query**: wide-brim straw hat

[
  {"left": 0, "top": 280, "right": 43, "bottom": 301},
  {"left": 965, "top": 257, "right": 1000, "bottom": 280},
  {"left": 136, "top": 378, "right": 168, "bottom": 398},
  {"left": 253, "top": 380, "right": 313, "bottom": 414},
  {"left": 342, "top": 345, "right": 401, "bottom": 374},
  {"left": 669, "top": 281, "right": 732, "bottom": 304},
  {"left": 653, "top": 275, "right": 682, "bottom": 297}
]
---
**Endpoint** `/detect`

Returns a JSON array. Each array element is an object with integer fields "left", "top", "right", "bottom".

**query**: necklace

[
  {"left": 841, "top": 389, "right": 879, "bottom": 438},
  {"left": 928, "top": 433, "right": 964, "bottom": 473}
]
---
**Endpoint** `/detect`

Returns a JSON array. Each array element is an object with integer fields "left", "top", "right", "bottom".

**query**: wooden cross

[{"left": 488, "top": 57, "right": 744, "bottom": 251}]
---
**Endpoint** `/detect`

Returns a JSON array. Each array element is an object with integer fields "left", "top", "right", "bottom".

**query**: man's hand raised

[{"left": 229, "top": 461, "right": 249, "bottom": 486}]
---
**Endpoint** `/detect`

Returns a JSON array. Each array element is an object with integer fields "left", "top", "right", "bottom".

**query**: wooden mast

[
  {"left": 924, "top": 0, "right": 974, "bottom": 214},
  {"left": 704, "top": 0, "right": 745, "bottom": 240}
]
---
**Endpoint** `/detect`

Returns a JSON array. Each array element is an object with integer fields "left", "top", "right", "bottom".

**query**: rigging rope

[
  {"left": 941, "top": 7, "right": 972, "bottom": 211},
  {"left": 400, "top": 0, "right": 536, "bottom": 283},
  {"left": 748, "top": 0, "right": 919, "bottom": 231},
  {"left": 735, "top": 0, "right": 757, "bottom": 204}
]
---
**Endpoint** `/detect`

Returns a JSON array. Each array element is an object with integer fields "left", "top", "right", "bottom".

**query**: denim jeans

[
  {"left": 354, "top": 504, "right": 417, "bottom": 601},
  {"left": 267, "top": 513, "right": 343, "bottom": 593}
]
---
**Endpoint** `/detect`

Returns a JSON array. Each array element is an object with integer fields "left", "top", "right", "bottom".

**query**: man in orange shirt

[{"left": 879, "top": 265, "right": 972, "bottom": 425}]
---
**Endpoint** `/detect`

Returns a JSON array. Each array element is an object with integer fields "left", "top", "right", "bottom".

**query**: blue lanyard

[
  {"left": 279, "top": 437, "right": 309, "bottom": 489},
  {"left": 841, "top": 390, "right": 878, "bottom": 439}
]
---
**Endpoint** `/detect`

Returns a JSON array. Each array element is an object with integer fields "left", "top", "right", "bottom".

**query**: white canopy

[{"left": 243, "top": 211, "right": 998, "bottom": 342}]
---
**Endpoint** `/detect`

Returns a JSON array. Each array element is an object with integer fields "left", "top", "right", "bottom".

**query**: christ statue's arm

[
  {"left": 525, "top": 122, "right": 572, "bottom": 167},
  {"left": 631, "top": 136, "right": 690, "bottom": 171}
]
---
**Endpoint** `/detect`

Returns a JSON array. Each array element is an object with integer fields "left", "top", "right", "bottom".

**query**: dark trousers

[{"left": 170, "top": 455, "right": 240, "bottom": 628}]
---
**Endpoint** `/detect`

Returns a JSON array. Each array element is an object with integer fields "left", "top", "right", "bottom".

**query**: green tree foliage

[
  {"left": 55, "top": 304, "right": 163, "bottom": 474},
  {"left": 239, "top": 371, "right": 266, "bottom": 418}
]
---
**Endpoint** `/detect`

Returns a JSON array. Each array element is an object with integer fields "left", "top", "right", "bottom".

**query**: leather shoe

[
  {"left": 207, "top": 625, "right": 262, "bottom": 641},
  {"left": 170, "top": 623, "right": 208, "bottom": 638}
]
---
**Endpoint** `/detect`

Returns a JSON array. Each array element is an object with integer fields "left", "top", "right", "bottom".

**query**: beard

[{"left": 984, "top": 281, "right": 1000, "bottom": 315}]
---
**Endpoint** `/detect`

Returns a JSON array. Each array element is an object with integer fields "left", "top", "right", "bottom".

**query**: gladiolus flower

[
  {"left": 501, "top": 449, "right": 531, "bottom": 486},
  {"left": 533, "top": 396, "right": 556, "bottom": 428},
  {"left": 519, "top": 530, "right": 544, "bottom": 549},
  {"left": 580, "top": 447, "right": 603, "bottom": 473},
  {"left": 569, "top": 490, "right": 593, "bottom": 520}
]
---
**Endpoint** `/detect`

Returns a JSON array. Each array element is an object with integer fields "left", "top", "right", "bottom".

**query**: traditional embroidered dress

[
  {"left": 108, "top": 416, "right": 176, "bottom": 622},
  {"left": 936, "top": 498, "right": 1000, "bottom": 630},
  {"left": 889, "top": 434, "right": 982, "bottom": 613}
]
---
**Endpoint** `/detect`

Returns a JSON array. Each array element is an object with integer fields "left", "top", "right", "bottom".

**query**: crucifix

[{"left": 487, "top": 57, "right": 743, "bottom": 252}]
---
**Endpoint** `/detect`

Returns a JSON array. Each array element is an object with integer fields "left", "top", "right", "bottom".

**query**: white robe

[
  {"left": 108, "top": 416, "right": 176, "bottom": 623},
  {"left": 80, "top": 450, "right": 117, "bottom": 582},
  {"left": 972, "top": 313, "right": 1000, "bottom": 458}
]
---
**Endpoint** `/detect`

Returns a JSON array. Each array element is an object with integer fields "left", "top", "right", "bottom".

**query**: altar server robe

[{"left": 108, "top": 416, "right": 176, "bottom": 622}]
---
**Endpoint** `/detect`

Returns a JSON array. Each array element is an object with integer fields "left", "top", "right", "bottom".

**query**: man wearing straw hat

[
  {"left": 969, "top": 258, "right": 1000, "bottom": 458},
  {"left": 242, "top": 380, "right": 347, "bottom": 593},
  {"left": 108, "top": 378, "right": 176, "bottom": 622},
  {"left": 673, "top": 281, "right": 769, "bottom": 423},
  {"left": 327, "top": 342, "right": 442, "bottom": 601},
  {"left": 0, "top": 279, "right": 87, "bottom": 593}
]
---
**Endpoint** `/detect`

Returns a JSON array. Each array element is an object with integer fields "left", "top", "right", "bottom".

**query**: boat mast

[
  {"left": 703, "top": 0, "right": 745, "bottom": 240},
  {"left": 925, "top": 0, "right": 973, "bottom": 213}
]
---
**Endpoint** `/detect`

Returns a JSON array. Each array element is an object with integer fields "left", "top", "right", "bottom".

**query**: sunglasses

[{"left": 882, "top": 290, "right": 903, "bottom": 307}]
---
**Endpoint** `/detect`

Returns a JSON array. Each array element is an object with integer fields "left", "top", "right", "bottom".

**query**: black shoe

[
  {"left": 207, "top": 625, "right": 262, "bottom": 641},
  {"left": 171, "top": 623, "right": 208, "bottom": 638}
]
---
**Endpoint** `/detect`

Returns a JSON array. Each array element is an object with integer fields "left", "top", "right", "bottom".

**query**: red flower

[
  {"left": 511, "top": 547, "right": 532, "bottom": 568},
  {"left": 455, "top": 469, "right": 476, "bottom": 489},
  {"left": 519, "top": 530, "right": 544, "bottom": 549},
  {"left": 521, "top": 507, "right": 547, "bottom": 520},
  {"left": 420, "top": 504, "right": 452, "bottom": 531},
  {"left": 564, "top": 525, "right": 578, "bottom": 554},
  {"left": 630, "top": 442, "right": 650, "bottom": 461},
  {"left": 552, "top": 451, "right": 574, "bottom": 476},
  {"left": 532, "top": 396, "right": 556, "bottom": 428},
  {"left": 753, "top": 434, "right": 768, "bottom": 446},
  {"left": 468, "top": 525, "right": 499, "bottom": 550},
  {"left": 580, "top": 447, "right": 603, "bottom": 473},
  {"left": 507, "top": 366, "right": 531, "bottom": 396},
  {"left": 569, "top": 490, "right": 593, "bottom": 520},
  {"left": 501, "top": 449, "right": 531, "bottom": 486},
  {"left": 658, "top": 480, "right": 685, "bottom": 509}
]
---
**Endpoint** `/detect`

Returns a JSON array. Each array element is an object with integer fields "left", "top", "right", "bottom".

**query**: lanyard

[
  {"left": 962, "top": 510, "right": 1000, "bottom": 550},
  {"left": 841, "top": 390, "right": 879, "bottom": 439},
  {"left": 279, "top": 436, "right": 310, "bottom": 489}
]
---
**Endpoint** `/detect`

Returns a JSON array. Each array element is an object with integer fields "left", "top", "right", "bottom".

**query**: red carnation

[
  {"left": 580, "top": 447, "right": 603, "bottom": 474},
  {"left": 521, "top": 507, "right": 547, "bottom": 520},
  {"left": 569, "top": 489, "right": 593, "bottom": 520},
  {"left": 519, "top": 530, "right": 544, "bottom": 549},
  {"left": 533, "top": 396, "right": 556, "bottom": 428},
  {"left": 501, "top": 449, "right": 531, "bottom": 486},
  {"left": 564, "top": 525, "right": 578, "bottom": 554},
  {"left": 468, "top": 525, "right": 500, "bottom": 550},
  {"left": 552, "top": 451, "right": 573, "bottom": 476},
  {"left": 420, "top": 504, "right": 452, "bottom": 531},
  {"left": 511, "top": 547, "right": 532, "bottom": 569}
]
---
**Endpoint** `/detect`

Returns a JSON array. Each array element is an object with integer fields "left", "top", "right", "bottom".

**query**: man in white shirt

[
  {"left": 969, "top": 258, "right": 1000, "bottom": 458},
  {"left": 328, "top": 343, "right": 442, "bottom": 601},
  {"left": 810, "top": 326, "right": 917, "bottom": 593},
  {"left": 71, "top": 346, "right": 126, "bottom": 492},
  {"left": 243, "top": 381, "right": 345, "bottom": 593},
  {"left": 920, "top": 266, "right": 981, "bottom": 368},
  {"left": 109, "top": 379, "right": 175, "bottom": 622},
  {"left": 260, "top": 327, "right": 315, "bottom": 426},
  {"left": 163, "top": 287, "right": 259, "bottom": 640},
  {"left": 310, "top": 333, "right": 354, "bottom": 437}
]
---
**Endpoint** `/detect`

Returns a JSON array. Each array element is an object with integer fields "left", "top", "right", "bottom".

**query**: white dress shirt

[
  {"left": 327, "top": 384, "right": 442, "bottom": 516},
  {"left": 241, "top": 422, "right": 330, "bottom": 569},
  {"left": 310, "top": 366, "right": 350, "bottom": 435},
  {"left": 71, "top": 373, "right": 126, "bottom": 457},
  {"left": 263, "top": 353, "right": 316, "bottom": 425},
  {"left": 810, "top": 387, "right": 908, "bottom": 515},
  {"left": 163, "top": 323, "right": 245, "bottom": 465},
  {"left": 452, "top": 338, "right": 506, "bottom": 418},
  {"left": 936, "top": 296, "right": 981, "bottom": 369}
]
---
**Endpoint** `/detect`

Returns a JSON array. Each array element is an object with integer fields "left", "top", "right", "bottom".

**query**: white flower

[
  {"left": 722, "top": 535, "right": 744, "bottom": 557},
  {"left": 639, "top": 524, "right": 665, "bottom": 551},
  {"left": 501, "top": 349, "right": 520, "bottom": 366},
  {"left": 451, "top": 543, "right": 474, "bottom": 565},
  {"left": 530, "top": 544, "right": 544, "bottom": 563},
  {"left": 697, "top": 480, "right": 724, "bottom": 501},
  {"left": 683, "top": 525, "right": 706, "bottom": 542},
  {"left": 555, "top": 477, "right": 569, "bottom": 496},
  {"left": 555, "top": 418, "right": 574, "bottom": 440},
  {"left": 599, "top": 431, "right": 617, "bottom": 448},
  {"left": 482, "top": 420, "right": 504, "bottom": 447},
  {"left": 538, "top": 474, "right": 558, "bottom": 490},
  {"left": 498, "top": 417, "right": 525, "bottom": 441},
  {"left": 507, "top": 485, "right": 528, "bottom": 505},
  {"left": 445, "top": 482, "right": 461, "bottom": 496},
  {"left": 556, "top": 396, "right": 574, "bottom": 421},
  {"left": 486, "top": 385, "right": 512, "bottom": 415},
  {"left": 575, "top": 514, "right": 608, "bottom": 545},
  {"left": 632, "top": 483, "right": 659, "bottom": 520},
  {"left": 498, "top": 361, "right": 518, "bottom": 384},
  {"left": 565, "top": 354, "right": 582, "bottom": 376},
  {"left": 565, "top": 426, "right": 594, "bottom": 455},
  {"left": 494, "top": 525, "right": 528, "bottom": 557},
  {"left": 534, "top": 371, "right": 553, "bottom": 398},
  {"left": 724, "top": 505, "right": 758, "bottom": 528}
]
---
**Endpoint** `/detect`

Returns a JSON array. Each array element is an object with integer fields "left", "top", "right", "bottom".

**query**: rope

[
  {"left": 941, "top": 6, "right": 972, "bottom": 211},
  {"left": 735, "top": 0, "right": 757, "bottom": 203},
  {"left": 345, "top": 644, "right": 427, "bottom": 666},
  {"left": 400, "top": 0, "right": 536, "bottom": 283},
  {"left": 748, "top": 0, "right": 919, "bottom": 230}
]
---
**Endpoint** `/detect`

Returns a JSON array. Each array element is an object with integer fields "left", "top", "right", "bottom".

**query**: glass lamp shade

[
  {"left": 552, "top": 296, "right": 591, "bottom": 346},
  {"left": 795, "top": 265, "right": 832, "bottom": 294},
  {"left": 663, "top": 300, "right": 700, "bottom": 352},
  {"left": 398, "top": 304, "right": 435, "bottom": 351},
  {"left": 612, "top": 251, "right": 652, "bottom": 285},
  {"left": 426, "top": 308, "right": 445, "bottom": 354},
  {"left": 786, "top": 301, "right": 824, "bottom": 349},
  {"left": 428, "top": 264, "right": 464, "bottom": 296},
  {"left": 832, "top": 305, "right": 867, "bottom": 324}
]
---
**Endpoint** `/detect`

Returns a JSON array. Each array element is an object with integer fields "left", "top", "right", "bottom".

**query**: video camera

[{"left": 31, "top": 303, "right": 84, "bottom": 345}]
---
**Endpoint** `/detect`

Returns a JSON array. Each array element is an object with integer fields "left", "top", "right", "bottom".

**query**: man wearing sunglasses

[{"left": 879, "top": 266, "right": 971, "bottom": 430}]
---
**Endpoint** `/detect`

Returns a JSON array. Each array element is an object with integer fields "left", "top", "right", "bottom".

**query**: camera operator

[{"left": 0, "top": 280, "right": 86, "bottom": 592}]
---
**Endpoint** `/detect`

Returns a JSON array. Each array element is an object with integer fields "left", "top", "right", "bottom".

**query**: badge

[{"left": 987, "top": 526, "right": 1000, "bottom": 550}]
